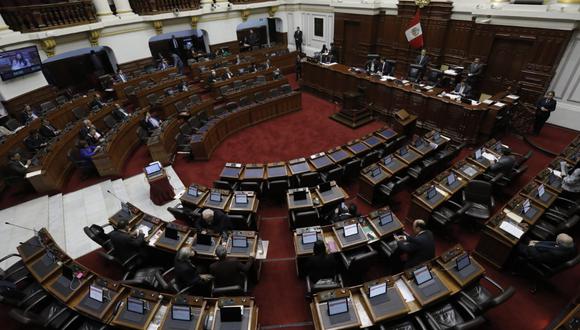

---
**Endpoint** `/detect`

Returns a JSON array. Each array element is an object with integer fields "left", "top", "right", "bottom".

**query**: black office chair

[
  {"left": 175, "top": 133, "right": 194, "bottom": 162},
  {"left": 408, "top": 158, "right": 438, "bottom": 181},
  {"left": 55, "top": 95, "right": 68, "bottom": 105},
  {"left": 213, "top": 105, "right": 227, "bottom": 117},
  {"left": 378, "top": 175, "right": 410, "bottom": 204},
  {"left": 103, "top": 115, "right": 118, "bottom": 130},
  {"left": 67, "top": 148, "right": 95, "bottom": 180},
  {"left": 380, "top": 315, "right": 428, "bottom": 330},
  {"left": 40, "top": 101, "right": 56, "bottom": 114},
  {"left": 211, "top": 274, "right": 248, "bottom": 297},
  {"left": 225, "top": 102, "right": 238, "bottom": 112},
  {"left": 120, "top": 267, "right": 170, "bottom": 291},
  {"left": 297, "top": 172, "right": 321, "bottom": 188},
  {"left": 542, "top": 196, "right": 580, "bottom": 223},
  {"left": 254, "top": 91, "right": 266, "bottom": 103},
  {"left": 422, "top": 301, "right": 486, "bottom": 330},
  {"left": 280, "top": 84, "right": 292, "bottom": 94},
  {"left": 189, "top": 94, "right": 201, "bottom": 104},
  {"left": 174, "top": 100, "right": 188, "bottom": 114},
  {"left": 342, "top": 158, "right": 361, "bottom": 182},
  {"left": 9, "top": 297, "right": 75, "bottom": 328},
  {"left": 432, "top": 180, "right": 495, "bottom": 228},
  {"left": 239, "top": 181, "right": 264, "bottom": 195},
  {"left": 458, "top": 276, "right": 515, "bottom": 315},
  {"left": 229, "top": 213, "right": 255, "bottom": 230},
  {"left": 524, "top": 251, "right": 580, "bottom": 293},
  {"left": 339, "top": 245, "right": 378, "bottom": 282},
  {"left": 83, "top": 224, "right": 114, "bottom": 253},
  {"left": 239, "top": 96, "right": 252, "bottom": 107},
  {"left": 4, "top": 118, "right": 22, "bottom": 131},
  {"left": 379, "top": 239, "right": 399, "bottom": 258},
  {"left": 136, "top": 127, "right": 150, "bottom": 144},
  {"left": 320, "top": 166, "right": 343, "bottom": 183},
  {"left": 179, "top": 123, "right": 193, "bottom": 136},
  {"left": 305, "top": 274, "right": 344, "bottom": 297},
  {"left": 267, "top": 179, "right": 290, "bottom": 200},
  {"left": 425, "top": 68, "right": 442, "bottom": 86},
  {"left": 290, "top": 209, "right": 320, "bottom": 228},
  {"left": 361, "top": 150, "right": 382, "bottom": 168},
  {"left": 528, "top": 214, "right": 580, "bottom": 241},
  {"left": 407, "top": 64, "right": 423, "bottom": 83},
  {"left": 72, "top": 107, "right": 88, "bottom": 120}
]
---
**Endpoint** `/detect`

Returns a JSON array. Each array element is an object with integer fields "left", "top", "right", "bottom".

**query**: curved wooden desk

[{"left": 113, "top": 66, "right": 178, "bottom": 99}]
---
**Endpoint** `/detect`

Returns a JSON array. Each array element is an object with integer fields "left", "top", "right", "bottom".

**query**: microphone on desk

[
  {"left": 106, "top": 190, "right": 127, "bottom": 204},
  {"left": 5, "top": 221, "right": 38, "bottom": 234}
]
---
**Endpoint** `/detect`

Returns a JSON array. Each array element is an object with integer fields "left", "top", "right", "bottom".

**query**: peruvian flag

[{"left": 405, "top": 9, "right": 423, "bottom": 49}]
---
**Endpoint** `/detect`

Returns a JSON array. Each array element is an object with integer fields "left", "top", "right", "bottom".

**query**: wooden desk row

[
  {"left": 559, "top": 135, "right": 580, "bottom": 166},
  {"left": 286, "top": 181, "right": 349, "bottom": 213},
  {"left": 218, "top": 127, "right": 401, "bottom": 185},
  {"left": 210, "top": 66, "right": 276, "bottom": 92},
  {"left": 190, "top": 91, "right": 302, "bottom": 160},
  {"left": 113, "top": 66, "right": 178, "bottom": 99},
  {"left": 17, "top": 229, "right": 258, "bottom": 330},
  {"left": 302, "top": 62, "right": 518, "bottom": 144},
  {"left": 475, "top": 155, "right": 575, "bottom": 269},
  {"left": 189, "top": 45, "right": 289, "bottom": 76},
  {"left": 147, "top": 99, "right": 216, "bottom": 165},
  {"left": 92, "top": 108, "right": 148, "bottom": 177},
  {"left": 131, "top": 75, "right": 187, "bottom": 109},
  {"left": 309, "top": 245, "right": 486, "bottom": 330},
  {"left": 407, "top": 139, "right": 505, "bottom": 222},
  {"left": 358, "top": 131, "right": 451, "bottom": 204},
  {"left": 178, "top": 184, "right": 260, "bottom": 216},
  {"left": 222, "top": 77, "right": 288, "bottom": 103}
]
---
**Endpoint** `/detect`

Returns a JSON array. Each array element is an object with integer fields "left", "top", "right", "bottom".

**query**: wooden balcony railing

[
  {"left": 0, "top": 1, "right": 97, "bottom": 33},
  {"left": 229, "top": 0, "right": 273, "bottom": 3},
  {"left": 128, "top": 0, "right": 201, "bottom": 15}
]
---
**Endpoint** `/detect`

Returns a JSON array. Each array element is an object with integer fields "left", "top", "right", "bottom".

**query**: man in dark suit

[
  {"left": 109, "top": 219, "right": 146, "bottom": 265},
  {"left": 7, "top": 152, "right": 31, "bottom": 177},
  {"left": 453, "top": 81, "right": 472, "bottom": 98},
  {"left": 468, "top": 58, "right": 483, "bottom": 77},
  {"left": 222, "top": 68, "right": 234, "bottom": 80},
  {"left": 112, "top": 103, "right": 129, "bottom": 121},
  {"left": 329, "top": 43, "right": 339, "bottom": 63},
  {"left": 489, "top": 147, "right": 516, "bottom": 177},
  {"left": 246, "top": 29, "right": 259, "bottom": 48},
  {"left": 533, "top": 90, "right": 557, "bottom": 135},
  {"left": 196, "top": 209, "right": 232, "bottom": 235},
  {"left": 39, "top": 119, "right": 60, "bottom": 138},
  {"left": 209, "top": 245, "right": 254, "bottom": 288},
  {"left": 24, "top": 130, "right": 48, "bottom": 151},
  {"left": 305, "top": 240, "right": 338, "bottom": 283},
  {"left": 415, "top": 49, "right": 430, "bottom": 70},
  {"left": 516, "top": 233, "right": 575, "bottom": 268},
  {"left": 89, "top": 94, "right": 106, "bottom": 110},
  {"left": 174, "top": 247, "right": 212, "bottom": 295},
  {"left": 294, "top": 27, "right": 303, "bottom": 53},
  {"left": 365, "top": 58, "right": 379, "bottom": 74},
  {"left": 395, "top": 219, "right": 435, "bottom": 269},
  {"left": 21, "top": 105, "right": 38, "bottom": 124},
  {"left": 295, "top": 54, "right": 303, "bottom": 80}
]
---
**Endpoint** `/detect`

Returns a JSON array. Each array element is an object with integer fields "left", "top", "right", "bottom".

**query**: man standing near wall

[{"left": 294, "top": 27, "right": 303, "bottom": 53}]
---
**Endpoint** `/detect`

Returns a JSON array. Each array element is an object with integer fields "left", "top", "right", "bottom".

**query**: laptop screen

[
  {"left": 235, "top": 193, "right": 248, "bottom": 204},
  {"left": 379, "top": 212, "right": 393, "bottom": 226},
  {"left": 537, "top": 184, "right": 545, "bottom": 198},
  {"left": 210, "top": 191, "right": 222, "bottom": 202},
  {"left": 413, "top": 266, "right": 433, "bottom": 285},
  {"left": 232, "top": 236, "right": 248, "bottom": 248},
  {"left": 327, "top": 298, "right": 348, "bottom": 316},
  {"left": 145, "top": 162, "right": 162, "bottom": 176},
  {"left": 196, "top": 233, "right": 212, "bottom": 246},
  {"left": 319, "top": 181, "right": 331, "bottom": 192},
  {"left": 220, "top": 305, "right": 243, "bottom": 322},
  {"left": 165, "top": 227, "right": 179, "bottom": 240},
  {"left": 187, "top": 186, "right": 198, "bottom": 197},
  {"left": 302, "top": 231, "right": 317, "bottom": 244},
  {"left": 426, "top": 186, "right": 437, "bottom": 200},
  {"left": 474, "top": 149, "right": 482, "bottom": 160},
  {"left": 89, "top": 285, "right": 103, "bottom": 303},
  {"left": 127, "top": 297, "right": 144, "bottom": 314},
  {"left": 343, "top": 223, "right": 358, "bottom": 237},
  {"left": 383, "top": 155, "right": 393, "bottom": 165},
  {"left": 522, "top": 199, "right": 531, "bottom": 215},
  {"left": 447, "top": 173, "right": 456, "bottom": 186},
  {"left": 369, "top": 282, "right": 387, "bottom": 298},
  {"left": 433, "top": 132, "right": 441, "bottom": 141},
  {"left": 371, "top": 167, "right": 381, "bottom": 178},
  {"left": 399, "top": 146, "right": 408, "bottom": 156},
  {"left": 456, "top": 253, "right": 471, "bottom": 271},
  {"left": 172, "top": 305, "right": 191, "bottom": 321},
  {"left": 293, "top": 190, "right": 307, "bottom": 201}
]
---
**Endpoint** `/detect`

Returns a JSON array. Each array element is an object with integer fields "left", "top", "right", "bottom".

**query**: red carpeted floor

[{"left": 1, "top": 76, "right": 579, "bottom": 329}]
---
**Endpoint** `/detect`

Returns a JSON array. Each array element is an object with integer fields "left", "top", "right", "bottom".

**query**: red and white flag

[{"left": 405, "top": 9, "right": 423, "bottom": 49}]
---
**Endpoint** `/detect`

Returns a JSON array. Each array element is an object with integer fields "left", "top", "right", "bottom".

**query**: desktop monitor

[
  {"left": 172, "top": 305, "right": 191, "bottom": 321},
  {"left": 165, "top": 227, "right": 179, "bottom": 240},
  {"left": 144, "top": 162, "right": 162, "bottom": 176},
  {"left": 446, "top": 173, "right": 457, "bottom": 186},
  {"left": 210, "top": 191, "right": 222, "bottom": 202},
  {"left": 293, "top": 190, "right": 307, "bottom": 201},
  {"left": 426, "top": 186, "right": 437, "bottom": 200},
  {"left": 427, "top": 69, "right": 442, "bottom": 84},
  {"left": 220, "top": 305, "right": 243, "bottom": 322},
  {"left": 379, "top": 212, "right": 393, "bottom": 226},
  {"left": 327, "top": 298, "right": 349, "bottom": 316},
  {"left": 235, "top": 193, "right": 248, "bottom": 204},
  {"left": 413, "top": 266, "right": 433, "bottom": 285},
  {"left": 474, "top": 148, "right": 482, "bottom": 160},
  {"left": 343, "top": 223, "right": 358, "bottom": 237},
  {"left": 62, "top": 266, "right": 74, "bottom": 281},
  {"left": 537, "top": 184, "right": 545, "bottom": 198},
  {"left": 399, "top": 146, "right": 408, "bottom": 156},
  {"left": 0, "top": 46, "right": 42, "bottom": 81},
  {"left": 455, "top": 253, "right": 471, "bottom": 271},
  {"left": 370, "top": 167, "right": 381, "bottom": 178},
  {"left": 522, "top": 199, "right": 531, "bottom": 215},
  {"left": 127, "top": 297, "right": 145, "bottom": 314},
  {"left": 196, "top": 233, "right": 212, "bottom": 246},
  {"left": 301, "top": 231, "right": 317, "bottom": 244},
  {"left": 89, "top": 285, "right": 104, "bottom": 303},
  {"left": 232, "top": 236, "right": 248, "bottom": 248},
  {"left": 187, "top": 186, "right": 198, "bottom": 197},
  {"left": 369, "top": 282, "right": 387, "bottom": 298},
  {"left": 383, "top": 155, "right": 393, "bottom": 165},
  {"left": 408, "top": 64, "right": 422, "bottom": 82},
  {"left": 319, "top": 181, "right": 332, "bottom": 192}
]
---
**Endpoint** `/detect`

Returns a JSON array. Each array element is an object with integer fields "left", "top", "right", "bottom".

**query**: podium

[
  {"left": 146, "top": 167, "right": 175, "bottom": 205},
  {"left": 330, "top": 91, "right": 373, "bottom": 128},
  {"left": 392, "top": 109, "right": 417, "bottom": 137}
]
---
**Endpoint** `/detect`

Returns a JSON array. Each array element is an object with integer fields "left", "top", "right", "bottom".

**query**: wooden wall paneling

[
  {"left": 3, "top": 85, "right": 58, "bottom": 118},
  {"left": 442, "top": 20, "right": 474, "bottom": 66}
]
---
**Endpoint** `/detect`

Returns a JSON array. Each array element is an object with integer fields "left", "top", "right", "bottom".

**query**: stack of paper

[
  {"left": 395, "top": 279, "right": 415, "bottom": 302},
  {"left": 499, "top": 221, "right": 524, "bottom": 239},
  {"left": 483, "top": 99, "right": 494, "bottom": 105},
  {"left": 507, "top": 94, "right": 520, "bottom": 100},
  {"left": 495, "top": 102, "right": 506, "bottom": 108}
]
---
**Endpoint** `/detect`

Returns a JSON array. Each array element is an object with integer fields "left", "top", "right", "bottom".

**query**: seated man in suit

[
  {"left": 86, "top": 127, "right": 104, "bottom": 146},
  {"left": 488, "top": 147, "right": 516, "bottom": 177},
  {"left": 39, "top": 119, "right": 60, "bottom": 138},
  {"left": 24, "top": 130, "right": 48, "bottom": 151},
  {"left": 395, "top": 219, "right": 435, "bottom": 269},
  {"left": 209, "top": 245, "right": 254, "bottom": 288},
  {"left": 196, "top": 209, "right": 232, "bottom": 235},
  {"left": 21, "top": 104, "right": 39, "bottom": 124},
  {"left": 116, "top": 69, "right": 128, "bottom": 83},
  {"left": 305, "top": 240, "right": 338, "bottom": 284},
  {"left": 109, "top": 219, "right": 147, "bottom": 265},
  {"left": 207, "top": 70, "right": 218, "bottom": 84},
  {"left": 516, "top": 233, "right": 576, "bottom": 268},
  {"left": 453, "top": 80, "right": 472, "bottom": 98},
  {"left": 112, "top": 103, "right": 130, "bottom": 121},
  {"left": 89, "top": 94, "right": 106, "bottom": 110},
  {"left": 7, "top": 152, "right": 31, "bottom": 177},
  {"left": 467, "top": 58, "right": 483, "bottom": 80},
  {"left": 78, "top": 140, "right": 101, "bottom": 165},
  {"left": 222, "top": 68, "right": 234, "bottom": 80},
  {"left": 365, "top": 58, "right": 379, "bottom": 74},
  {"left": 144, "top": 111, "right": 162, "bottom": 132},
  {"left": 80, "top": 119, "right": 97, "bottom": 141},
  {"left": 273, "top": 67, "right": 282, "bottom": 80},
  {"left": 174, "top": 247, "right": 212, "bottom": 295},
  {"left": 415, "top": 49, "right": 430, "bottom": 71}
]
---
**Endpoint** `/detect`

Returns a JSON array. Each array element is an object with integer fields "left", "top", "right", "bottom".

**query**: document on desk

[
  {"left": 494, "top": 102, "right": 506, "bottom": 108},
  {"left": 25, "top": 170, "right": 42, "bottom": 178},
  {"left": 504, "top": 210, "right": 524, "bottom": 224},
  {"left": 482, "top": 152, "right": 497, "bottom": 162},
  {"left": 550, "top": 169, "right": 562, "bottom": 178},
  {"left": 506, "top": 94, "right": 520, "bottom": 100},
  {"left": 324, "top": 236, "right": 339, "bottom": 253},
  {"left": 395, "top": 279, "right": 415, "bottom": 303},
  {"left": 256, "top": 240, "right": 268, "bottom": 260},
  {"left": 137, "top": 224, "right": 150, "bottom": 237},
  {"left": 499, "top": 221, "right": 524, "bottom": 239},
  {"left": 148, "top": 230, "right": 163, "bottom": 246},
  {"left": 482, "top": 99, "right": 494, "bottom": 105},
  {"left": 146, "top": 305, "right": 167, "bottom": 330}
]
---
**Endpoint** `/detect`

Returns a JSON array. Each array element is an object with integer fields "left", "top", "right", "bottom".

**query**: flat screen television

[{"left": 0, "top": 46, "right": 42, "bottom": 81}]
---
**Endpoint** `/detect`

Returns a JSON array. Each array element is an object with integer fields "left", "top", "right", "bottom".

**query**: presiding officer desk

[
  {"left": 309, "top": 245, "right": 485, "bottom": 329},
  {"left": 16, "top": 229, "right": 259, "bottom": 330},
  {"left": 190, "top": 90, "right": 302, "bottom": 160},
  {"left": 293, "top": 206, "right": 404, "bottom": 276},
  {"left": 302, "top": 62, "right": 519, "bottom": 144}
]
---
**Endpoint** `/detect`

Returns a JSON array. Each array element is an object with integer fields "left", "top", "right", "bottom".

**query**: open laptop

[
  {"left": 89, "top": 285, "right": 104, "bottom": 303},
  {"left": 127, "top": 297, "right": 145, "bottom": 314},
  {"left": 234, "top": 193, "right": 248, "bottom": 204},
  {"left": 232, "top": 236, "right": 248, "bottom": 248},
  {"left": 165, "top": 227, "right": 179, "bottom": 240},
  {"left": 209, "top": 191, "right": 222, "bottom": 203},
  {"left": 343, "top": 223, "right": 358, "bottom": 238},
  {"left": 426, "top": 186, "right": 437, "bottom": 200},
  {"left": 370, "top": 167, "right": 381, "bottom": 178},
  {"left": 474, "top": 148, "right": 483, "bottom": 160},
  {"left": 171, "top": 304, "right": 191, "bottom": 321},
  {"left": 220, "top": 305, "right": 243, "bottom": 322},
  {"left": 318, "top": 181, "right": 332, "bottom": 192},
  {"left": 327, "top": 297, "right": 349, "bottom": 316},
  {"left": 446, "top": 172, "right": 457, "bottom": 186},
  {"left": 379, "top": 212, "right": 393, "bottom": 226},
  {"left": 301, "top": 231, "right": 317, "bottom": 245},
  {"left": 144, "top": 161, "right": 163, "bottom": 177},
  {"left": 399, "top": 146, "right": 408, "bottom": 156},
  {"left": 293, "top": 190, "right": 307, "bottom": 201},
  {"left": 413, "top": 266, "right": 440, "bottom": 297},
  {"left": 455, "top": 253, "right": 471, "bottom": 272},
  {"left": 537, "top": 184, "right": 548, "bottom": 201},
  {"left": 368, "top": 282, "right": 389, "bottom": 304},
  {"left": 187, "top": 186, "right": 198, "bottom": 197},
  {"left": 383, "top": 155, "right": 393, "bottom": 165}
]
